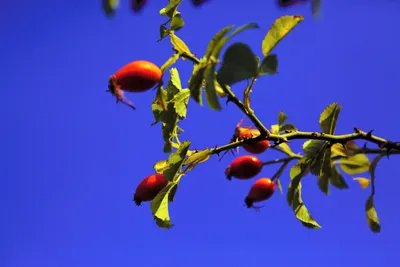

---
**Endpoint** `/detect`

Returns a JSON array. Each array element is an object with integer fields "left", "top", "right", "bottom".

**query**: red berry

[
  {"left": 107, "top": 60, "right": 162, "bottom": 109},
  {"left": 225, "top": 155, "right": 262, "bottom": 180},
  {"left": 236, "top": 127, "right": 270, "bottom": 154},
  {"left": 245, "top": 178, "right": 275, "bottom": 209},
  {"left": 133, "top": 174, "right": 168, "bottom": 206}
]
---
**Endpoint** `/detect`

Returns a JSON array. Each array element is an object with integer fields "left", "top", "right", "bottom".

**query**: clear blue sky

[{"left": 2, "top": 0, "right": 400, "bottom": 266}]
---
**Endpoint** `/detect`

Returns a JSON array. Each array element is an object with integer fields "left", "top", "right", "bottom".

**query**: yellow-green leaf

[
  {"left": 365, "top": 195, "right": 380, "bottom": 233},
  {"left": 160, "top": 53, "right": 180, "bottom": 73},
  {"left": 339, "top": 154, "right": 370, "bottom": 175},
  {"left": 319, "top": 102, "right": 341, "bottom": 134},
  {"left": 277, "top": 143, "right": 293, "bottom": 156},
  {"left": 170, "top": 14, "right": 184, "bottom": 31},
  {"left": 318, "top": 148, "right": 332, "bottom": 195},
  {"left": 262, "top": 15, "right": 304, "bottom": 56},
  {"left": 353, "top": 177, "right": 371, "bottom": 189},
  {"left": 278, "top": 111, "right": 288, "bottom": 126},
  {"left": 159, "top": 0, "right": 182, "bottom": 18},
  {"left": 280, "top": 123, "right": 297, "bottom": 132},
  {"left": 170, "top": 33, "right": 194, "bottom": 60},
  {"left": 188, "top": 60, "right": 207, "bottom": 105},
  {"left": 154, "top": 160, "right": 169, "bottom": 174},
  {"left": 183, "top": 149, "right": 212, "bottom": 172},
  {"left": 271, "top": 124, "right": 280, "bottom": 135},
  {"left": 291, "top": 181, "right": 321, "bottom": 229},
  {"left": 102, "top": 0, "right": 119, "bottom": 17},
  {"left": 287, "top": 162, "right": 309, "bottom": 205},
  {"left": 163, "top": 141, "right": 191, "bottom": 181},
  {"left": 331, "top": 143, "right": 348, "bottom": 158},
  {"left": 205, "top": 25, "right": 234, "bottom": 59},
  {"left": 172, "top": 89, "right": 190, "bottom": 118},
  {"left": 259, "top": 54, "right": 278, "bottom": 75},
  {"left": 151, "top": 182, "right": 177, "bottom": 229}
]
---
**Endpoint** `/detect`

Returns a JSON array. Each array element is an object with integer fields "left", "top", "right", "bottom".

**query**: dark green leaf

[
  {"left": 217, "top": 43, "right": 258, "bottom": 86},
  {"left": 365, "top": 195, "right": 380, "bottom": 233},
  {"left": 318, "top": 148, "right": 332, "bottom": 195},
  {"left": 302, "top": 140, "right": 328, "bottom": 176},
  {"left": 170, "top": 14, "right": 184, "bottom": 31},
  {"left": 319, "top": 102, "right": 341, "bottom": 134},
  {"left": 160, "top": 53, "right": 179, "bottom": 73},
  {"left": 329, "top": 165, "right": 349, "bottom": 189},
  {"left": 259, "top": 54, "right": 278, "bottom": 75},
  {"left": 204, "top": 66, "right": 222, "bottom": 110},
  {"left": 205, "top": 25, "right": 234, "bottom": 59},
  {"left": 159, "top": 25, "right": 170, "bottom": 41},
  {"left": 188, "top": 60, "right": 207, "bottom": 105},
  {"left": 339, "top": 154, "right": 370, "bottom": 175},
  {"left": 168, "top": 183, "right": 178, "bottom": 202},
  {"left": 278, "top": 111, "right": 288, "bottom": 126},
  {"left": 280, "top": 123, "right": 297, "bottom": 132},
  {"left": 163, "top": 141, "right": 191, "bottom": 181}
]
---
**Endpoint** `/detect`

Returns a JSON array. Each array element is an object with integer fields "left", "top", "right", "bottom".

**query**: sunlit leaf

[
  {"left": 160, "top": 0, "right": 182, "bottom": 18},
  {"left": 217, "top": 43, "right": 258, "bottom": 86},
  {"left": 302, "top": 140, "right": 327, "bottom": 176},
  {"left": 172, "top": 89, "right": 190, "bottom": 118},
  {"left": 339, "top": 154, "right": 370, "bottom": 175},
  {"left": 331, "top": 143, "right": 348, "bottom": 158},
  {"left": 287, "top": 161, "right": 309, "bottom": 205},
  {"left": 271, "top": 124, "right": 280, "bottom": 135},
  {"left": 163, "top": 141, "right": 191, "bottom": 181},
  {"left": 262, "top": 15, "right": 304, "bottom": 56},
  {"left": 170, "top": 33, "right": 194, "bottom": 60},
  {"left": 259, "top": 54, "right": 278, "bottom": 75},
  {"left": 365, "top": 195, "right": 380, "bottom": 233},
  {"left": 353, "top": 177, "right": 371, "bottom": 189},
  {"left": 151, "top": 182, "right": 177, "bottom": 229},
  {"left": 153, "top": 86, "right": 168, "bottom": 112},
  {"left": 205, "top": 25, "right": 234, "bottom": 59},
  {"left": 276, "top": 143, "right": 293, "bottom": 156},
  {"left": 170, "top": 14, "right": 184, "bottom": 31},
  {"left": 276, "top": 179, "right": 283, "bottom": 195},
  {"left": 183, "top": 149, "right": 212, "bottom": 172},
  {"left": 319, "top": 102, "right": 341, "bottom": 134},
  {"left": 153, "top": 160, "right": 169, "bottom": 174},
  {"left": 160, "top": 53, "right": 180, "bottom": 73}
]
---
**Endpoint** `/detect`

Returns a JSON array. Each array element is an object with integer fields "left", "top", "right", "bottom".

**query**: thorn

[
  {"left": 311, "top": 132, "right": 319, "bottom": 137},
  {"left": 354, "top": 127, "right": 361, "bottom": 134},
  {"left": 379, "top": 142, "right": 387, "bottom": 149},
  {"left": 366, "top": 130, "right": 374, "bottom": 138}
]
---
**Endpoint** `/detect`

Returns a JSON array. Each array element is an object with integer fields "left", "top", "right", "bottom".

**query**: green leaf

[
  {"left": 280, "top": 123, "right": 297, "bottom": 132},
  {"left": 183, "top": 149, "right": 212, "bottom": 172},
  {"left": 318, "top": 148, "right": 332, "bottom": 195},
  {"left": 204, "top": 66, "right": 222, "bottom": 110},
  {"left": 159, "top": 25, "right": 170, "bottom": 41},
  {"left": 278, "top": 111, "right": 288, "bottom": 126},
  {"left": 188, "top": 60, "right": 207, "bottom": 105},
  {"left": 365, "top": 195, "right": 380, "bottom": 233},
  {"left": 170, "top": 14, "right": 184, "bottom": 31},
  {"left": 271, "top": 124, "right": 280, "bottom": 135},
  {"left": 170, "top": 33, "right": 194, "bottom": 59},
  {"left": 319, "top": 102, "right": 341, "bottom": 134},
  {"left": 172, "top": 89, "right": 190, "bottom": 118},
  {"left": 205, "top": 25, "right": 234, "bottom": 60},
  {"left": 163, "top": 141, "right": 191, "bottom": 181},
  {"left": 217, "top": 43, "right": 258, "bottom": 86},
  {"left": 160, "top": 53, "right": 180, "bottom": 73},
  {"left": 329, "top": 164, "right": 349, "bottom": 189},
  {"left": 168, "top": 183, "right": 179, "bottom": 202},
  {"left": 339, "top": 154, "right": 370, "bottom": 175},
  {"left": 302, "top": 140, "right": 328, "bottom": 176},
  {"left": 153, "top": 160, "right": 169, "bottom": 174},
  {"left": 262, "top": 15, "right": 304, "bottom": 56},
  {"left": 276, "top": 143, "right": 293, "bottom": 156},
  {"left": 102, "top": 0, "right": 119, "bottom": 17},
  {"left": 330, "top": 143, "right": 348, "bottom": 158},
  {"left": 159, "top": 0, "right": 182, "bottom": 18},
  {"left": 287, "top": 161, "right": 309, "bottom": 205},
  {"left": 151, "top": 182, "right": 177, "bottom": 229},
  {"left": 259, "top": 54, "right": 278, "bottom": 75}
]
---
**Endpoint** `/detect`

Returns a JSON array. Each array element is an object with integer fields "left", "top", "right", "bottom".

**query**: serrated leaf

[
  {"left": 183, "top": 149, "right": 212, "bottom": 172},
  {"left": 154, "top": 160, "right": 169, "bottom": 174},
  {"left": 365, "top": 195, "right": 380, "bottom": 233},
  {"left": 159, "top": 25, "right": 170, "bottom": 41},
  {"left": 163, "top": 141, "right": 191, "bottom": 181},
  {"left": 217, "top": 43, "right": 258, "bottom": 86},
  {"left": 159, "top": 0, "right": 182, "bottom": 18},
  {"left": 170, "top": 33, "right": 194, "bottom": 60},
  {"left": 278, "top": 111, "right": 288, "bottom": 126},
  {"left": 318, "top": 148, "right": 332, "bottom": 195},
  {"left": 353, "top": 177, "right": 371, "bottom": 189},
  {"left": 151, "top": 182, "right": 177, "bottom": 229},
  {"left": 167, "top": 68, "right": 182, "bottom": 97},
  {"left": 102, "top": 0, "right": 119, "bottom": 17},
  {"left": 188, "top": 60, "right": 207, "bottom": 105},
  {"left": 319, "top": 102, "right": 341, "bottom": 134},
  {"left": 259, "top": 54, "right": 278, "bottom": 75},
  {"left": 170, "top": 14, "right": 184, "bottom": 31},
  {"left": 340, "top": 154, "right": 370, "bottom": 175},
  {"left": 329, "top": 164, "right": 349, "bottom": 189},
  {"left": 172, "top": 89, "right": 190, "bottom": 118},
  {"left": 160, "top": 53, "right": 179, "bottom": 73},
  {"left": 205, "top": 25, "right": 234, "bottom": 59},
  {"left": 204, "top": 66, "right": 222, "bottom": 110},
  {"left": 262, "top": 15, "right": 304, "bottom": 56},
  {"left": 280, "top": 123, "right": 297, "bottom": 132}
]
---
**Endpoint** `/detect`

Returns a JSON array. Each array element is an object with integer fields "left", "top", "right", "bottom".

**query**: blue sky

[{"left": 2, "top": 0, "right": 400, "bottom": 266}]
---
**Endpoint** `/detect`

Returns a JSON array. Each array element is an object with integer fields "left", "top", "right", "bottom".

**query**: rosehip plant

[{"left": 102, "top": 0, "right": 399, "bottom": 232}]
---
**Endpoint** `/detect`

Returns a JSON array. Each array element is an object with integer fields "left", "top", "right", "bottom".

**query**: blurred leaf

[
  {"left": 271, "top": 124, "right": 280, "bottom": 135},
  {"left": 159, "top": 25, "right": 170, "bottom": 41},
  {"left": 369, "top": 153, "right": 385, "bottom": 179},
  {"left": 161, "top": 53, "right": 180, "bottom": 73},
  {"left": 276, "top": 143, "right": 293, "bottom": 156},
  {"left": 243, "top": 83, "right": 253, "bottom": 114},
  {"left": 262, "top": 15, "right": 304, "bottom": 56},
  {"left": 205, "top": 25, "right": 234, "bottom": 59},
  {"left": 329, "top": 164, "right": 349, "bottom": 189},
  {"left": 102, "top": 0, "right": 119, "bottom": 17},
  {"left": 215, "top": 79, "right": 227, "bottom": 98},
  {"left": 188, "top": 60, "right": 207, "bottom": 105},
  {"left": 160, "top": 0, "right": 182, "bottom": 18},
  {"left": 331, "top": 143, "right": 348, "bottom": 158},
  {"left": 318, "top": 148, "right": 332, "bottom": 195},
  {"left": 280, "top": 123, "right": 297, "bottom": 132},
  {"left": 217, "top": 43, "right": 258, "bottom": 86},
  {"left": 272, "top": 161, "right": 290, "bottom": 195},
  {"left": 259, "top": 54, "right": 278, "bottom": 75},
  {"left": 278, "top": 111, "right": 288, "bottom": 126},
  {"left": 183, "top": 149, "right": 212, "bottom": 172},
  {"left": 365, "top": 195, "right": 380, "bottom": 233},
  {"left": 163, "top": 141, "right": 191, "bottom": 181},
  {"left": 353, "top": 177, "right": 371, "bottom": 189},
  {"left": 276, "top": 179, "right": 283, "bottom": 195},
  {"left": 151, "top": 182, "right": 177, "bottom": 229},
  {"left": 311, "top": 0, "right": 322, "bottom": 18},
  {"left": 319, "top": 102, "right": 341, "bottom": 134},
  {"left": 154, "top": 160, "right": 169, "bottom": 174},
  {"left": 170, "top": 14, "right": 184, "bottom": 31},
  {"left": 172, "top": 89, "right": 190, "bottom": 118},
  {"left": 204, "top": 66, "right": 222, "bottom": 110},
  {"left": 170, "top": 33, "right": 194, "bottom": 60},
  {"left": 339, "top": 154, "right": 370, "bottom": 175}
]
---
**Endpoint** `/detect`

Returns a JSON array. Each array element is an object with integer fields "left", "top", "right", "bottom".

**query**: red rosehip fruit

[
  {"left": 225, "top": 155, "right": 263, "bottom": 180},
  {"left": 107, "top": 60, "right": 162, "bottom": 110},
  {"left": 235, "top": 126, "right": 271, "bottom": 154},
  {"left": 245, "top": 178, "right": 275, "bottom": 209},
  {"left": 133, "top": 174, "right": 168, "bottom": 206}
]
